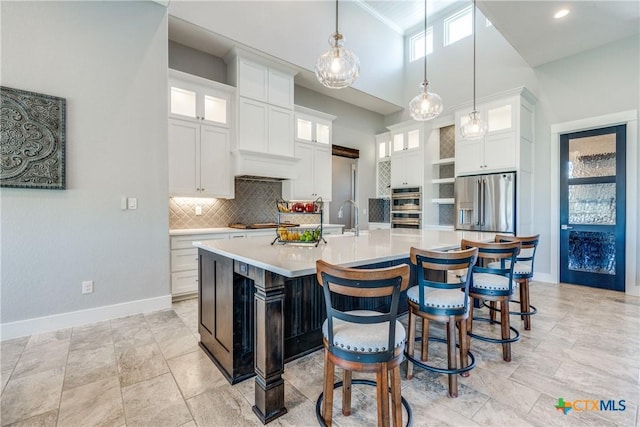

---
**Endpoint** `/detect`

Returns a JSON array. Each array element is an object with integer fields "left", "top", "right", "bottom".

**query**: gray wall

[
  {"left": 169, "top": 41, "right": 228, "bottom": 84},
  {"left": 1, "top": 2, "right": 170, "bottom": 325}
]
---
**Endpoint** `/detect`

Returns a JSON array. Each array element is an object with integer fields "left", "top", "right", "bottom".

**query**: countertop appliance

[{"left": 455, "top": 172, "right": 516, "bottom": 233}]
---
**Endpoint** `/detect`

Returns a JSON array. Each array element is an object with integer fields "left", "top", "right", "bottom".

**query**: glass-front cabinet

[
  {"left": 169, "top": 69, "right": 231, "bottom": 127},
  {"left": 295, "top": 106, "right": 332, "bottom": 145}
]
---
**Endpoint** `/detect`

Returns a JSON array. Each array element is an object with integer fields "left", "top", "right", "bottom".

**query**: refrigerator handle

[
  {"left": 476, "top": 179, "right": 482, "bottom": 226},
  {"left": 480, "top": 179, "right": 485, "bottom": 227}
]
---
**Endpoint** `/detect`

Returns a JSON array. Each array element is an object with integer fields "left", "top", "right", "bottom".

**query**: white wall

[
  {"left": 0, "top": 1, "right": 170, "bottom": 336},
  {"left": 168, "top": 0, "right": 405, "bottom": 106}
]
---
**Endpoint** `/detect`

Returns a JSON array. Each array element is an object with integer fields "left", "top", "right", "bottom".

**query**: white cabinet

[
  {"left": 295, "top": 106, "right": 333, "bottom": 145},
  {"left": 227, "top": 51, "right": 297, "bottom": 159},
  {"left": 237, "top": 99, "right": 294, "bottom": 156},
  {"left": 283, "top": 107, "right": 335, "bottom": 201},
  {"left": 455, "top": 88, "right": 535, "bottom": 176},
  {"left": 283, "top": 142, "right": 332, "bottom": 200},
  {"left": 376, "top": 132, "right": 391, "bottom": 198},
  {"left": 388, "top": 122, "right": 425, "bottom": 188},
  {"left": 391, "top": 150, "right": 424, "bottom": 187},
  {"left": 169, "top": 119, "right": 233, "bottom": 198},
  {"left": 169, "top": 69, "right": 232, "bottom": 127},
  {"left": 170, "top": 233, "right": 227, "bottom": 298}
]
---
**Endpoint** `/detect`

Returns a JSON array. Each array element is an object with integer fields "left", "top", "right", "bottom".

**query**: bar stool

[
  {"left": 315, "top": 260, "right": 411, "bottom": 427},
  {"left": 405, "top": 246, "right": 479, "bottom": 398},
  {"left": 461, "top": 239, "right": 521, "bottom": 362},
  {"left": 489, "top": 234, "right": 540, "bottom": 330}
]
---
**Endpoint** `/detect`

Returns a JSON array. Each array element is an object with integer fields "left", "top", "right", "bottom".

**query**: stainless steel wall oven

[{"left": 391, "top": 187, "right": 421, "bottom": 228}]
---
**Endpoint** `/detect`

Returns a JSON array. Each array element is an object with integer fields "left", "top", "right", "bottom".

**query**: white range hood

[{"left": 232, "top": 149, "right": 299, "bottom": 180}]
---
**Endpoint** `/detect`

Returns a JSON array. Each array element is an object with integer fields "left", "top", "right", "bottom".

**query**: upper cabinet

[
  {"left": 169, "top": 69, "right": 232, "bottom": 128},
  {"left": 388, "top": 122, "right": 426, "bottom": 188},
  {"left": 455, "top": 87, "right": 536, "bottom": 176},
  {"left": 227, "top": 50, "right": 297, "bottom": 158},
  {"left": 295, "top": 105, "right": 333, "bottom": 145},
  {"left": 168, "top": 70, "right": 235, "bottom": 199},
  {"left": 283, "top": 106, "right": 336, "bottom": 201}
]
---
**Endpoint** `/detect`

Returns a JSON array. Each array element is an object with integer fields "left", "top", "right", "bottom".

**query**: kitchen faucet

[{"left": 338, "top": 199, "right": 359, "bottom": 236}]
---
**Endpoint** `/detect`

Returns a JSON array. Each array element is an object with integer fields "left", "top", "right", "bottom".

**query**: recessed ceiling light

[{"left": 554, "top": 9, "right": 570, "bottom": 19}]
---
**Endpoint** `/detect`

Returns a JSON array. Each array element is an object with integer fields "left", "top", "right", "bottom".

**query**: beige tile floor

[{"left": 1, "top": 281, "right": 639, "bottom": 426}]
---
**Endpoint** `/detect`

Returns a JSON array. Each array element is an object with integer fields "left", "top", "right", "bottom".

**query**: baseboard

[
  {"left": 533, "top": 272, "right": 555, "bottom": 284},
  {"left": 0, "top": 295, "right": 172, "bottom": 340}
]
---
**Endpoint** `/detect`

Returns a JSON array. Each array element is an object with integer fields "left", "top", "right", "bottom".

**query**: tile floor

[{"left": 1, "top": 281, "right": 639, "bottom": 427}]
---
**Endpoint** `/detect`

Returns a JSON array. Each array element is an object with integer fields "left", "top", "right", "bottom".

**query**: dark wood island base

[{"left": 197, "top": 248, "right": 411, "bottom": 424}]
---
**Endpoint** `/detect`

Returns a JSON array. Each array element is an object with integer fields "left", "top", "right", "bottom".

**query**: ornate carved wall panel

[{"left": 1, "top": 86, "right": 66, "bottom": 189}]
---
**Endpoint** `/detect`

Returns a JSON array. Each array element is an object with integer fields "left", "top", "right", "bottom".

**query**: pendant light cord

[
  {"left": 335, "top": 0, "right": 339, "bottom": 35},
  {"left": 472, "top": 0, "right": 477, "bottom": 111},
  {"left": 423, "top": 0, "right": 428, "bottom": 82}
]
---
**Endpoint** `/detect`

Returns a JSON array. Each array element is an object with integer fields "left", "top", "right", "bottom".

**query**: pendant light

[
  {"left": 460, "top": 0, "right": 487, "bottom": 139},
  {"left": 315, "top": 0, "right": 360, "bottom": 89},
  {"left": 409, "top": 0, "right": 443, "bottom": 121}
]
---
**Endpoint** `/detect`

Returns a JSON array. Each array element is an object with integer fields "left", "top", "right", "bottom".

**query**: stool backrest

[
  {"left": 409, "top": 246, "right": 478, "bottom": 315},
  {"left": 494, "top": 234, "right": 540, "bottom": 271},
  {"left": 461, "top": 240, "right": 521, "bottom": 292},
  {"left": 316, "top": 260, "right": 410, "bottom": 363}
]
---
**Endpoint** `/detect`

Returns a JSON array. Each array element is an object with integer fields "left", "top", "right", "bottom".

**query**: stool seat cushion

[
  {"left": 471, "top": 273, "right": 514, "bottom": 291},
  {"left": 407, "top": 286, "right": 468, "bottom": 310},
  {"left": 322, "top": 310, "right": 406, "bottom": 353},
  {"left": 487, "top": 261, "right": 532, "bottom": 277}
]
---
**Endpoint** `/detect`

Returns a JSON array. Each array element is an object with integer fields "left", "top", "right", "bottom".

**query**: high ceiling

[{"left": 359, "top": 0, "right": 640, "bottom": 67}]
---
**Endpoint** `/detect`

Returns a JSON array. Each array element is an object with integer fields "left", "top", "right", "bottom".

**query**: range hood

[{"left": 232, "top": 149, "right": 299, "bottom": 180}]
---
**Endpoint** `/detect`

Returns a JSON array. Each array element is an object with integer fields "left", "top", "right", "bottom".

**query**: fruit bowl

[{"left": 272, "top": 225, "right": 324, "bottom": 246}]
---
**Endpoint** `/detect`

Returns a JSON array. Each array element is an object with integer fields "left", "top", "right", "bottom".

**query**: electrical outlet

[
  {"left": 195, "top": 205, "right": 202, "bottom": 215},
  {"left": 82, "top": 280, "right": 94, "bottom": 294},
  {"left": 127, "top": 197, "right": 137, "bottom": 210}
]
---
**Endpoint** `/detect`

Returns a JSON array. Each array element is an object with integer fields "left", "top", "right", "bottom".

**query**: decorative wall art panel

[{"left": 1, "top": 86, "right": 66, "bottom": 189}]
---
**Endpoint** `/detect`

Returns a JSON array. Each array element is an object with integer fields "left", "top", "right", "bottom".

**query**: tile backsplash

[
  {"left": 170, "top": 179, "right": 325, "bottom": 229},
  {"left": 170, "top": 179, "right": 283, "bottom": 229}
]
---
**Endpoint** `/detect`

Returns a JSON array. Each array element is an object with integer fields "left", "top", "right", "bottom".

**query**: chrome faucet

[{"left": 338, "top": 199, "right": 359, "bottom": 236}]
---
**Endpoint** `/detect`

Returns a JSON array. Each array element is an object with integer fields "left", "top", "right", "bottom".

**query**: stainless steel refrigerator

[{"left": 455, "top": 172, "right": 516, "bottom": 233}]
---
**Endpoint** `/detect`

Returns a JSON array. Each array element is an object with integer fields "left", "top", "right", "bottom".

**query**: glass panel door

[{"left": 560, "top": 125, "right": 626, "bottom": 291}]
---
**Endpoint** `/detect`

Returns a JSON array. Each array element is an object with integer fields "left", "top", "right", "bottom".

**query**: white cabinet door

[
  {"left": 200, "top": 125, "right": 232, "bottom": 198},
  {"left": 289, "top": 142, "right": 314, "bottom": 199},
  {"left": 171, "top": 248, "right": 198, "bottom": 272},
  {"left": 404, "top": 153, "right": 424, "bottom": 187},
  {"left": 391, "top": 151, "right": 424, "bottom": 187},
  {"left": 484, "top": 132, "right": 516, "bottom": 172},
  {"left": 455, "top": 139, "right": 484, "bottom": 176},
  {"left": 268, "top": 69, "right": 293, "bottom": 108},
  {"left": 313, "top": 145, "right": 332, "bottom": 200},
  {"left": 238, "top": 59, "right": 268, "bottom": 102},
  {"left": 169, "top": 119, "right": 199, "bottom": 196},
  {"left": 238, "top": 97, "right": 268, "bottom": 152},
  {"left": 268, "top": 106, "right": 294, "bottom": 156},
  {"left": 171, "top": 270, "right": 199, "bottom": 296}
]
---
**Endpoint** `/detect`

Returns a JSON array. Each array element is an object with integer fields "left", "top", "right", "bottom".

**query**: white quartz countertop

[
  {"left": 194, "top": 228, "right": 495, "bottom": 278},
  {"left": 170, "top": 224, "right": 344, "bottom": 236}
]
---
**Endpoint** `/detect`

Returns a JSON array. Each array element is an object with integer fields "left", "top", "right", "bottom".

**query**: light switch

[
  {"left": 127, "top": 197, "right": 137, "bottom": 210},
  {"left": 120, "top": 196, "right": 128, "bottom": 210}
]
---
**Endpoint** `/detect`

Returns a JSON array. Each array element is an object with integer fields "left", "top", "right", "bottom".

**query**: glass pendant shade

[
  {"left": 315, "top": 33, "right": 360, "bottom": 89},
  {"left": 409, "top": 81, "right": 443, "bottom": 121},
  {"left": 460, "top": 110, "right": 487, "bottom": 139}
]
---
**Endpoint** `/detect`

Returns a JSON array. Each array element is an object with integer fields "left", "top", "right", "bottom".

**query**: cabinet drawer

[
  {"left": 170, "top": 233, "right": 227, "bottom": 249},
  {"left": 171, "top": 248, "right": 198, "bottom": 272},
  {"left": 171, "top": 270, "right": 198, "bottom": 296}
]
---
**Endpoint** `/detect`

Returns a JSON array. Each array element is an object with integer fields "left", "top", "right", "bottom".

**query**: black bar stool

[
  {"left": 315, "top": 260, "right": 412, "bottom": 427},
  {"left": 405, "top": 246, "right": 479, "bottom": 398},
  {"left": 461, "top": 239, "right": 521, "bottom": 362}
]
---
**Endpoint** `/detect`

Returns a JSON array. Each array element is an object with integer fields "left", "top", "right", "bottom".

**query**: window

[
  {"left": 444, "top": 5, "right": 472, "bottom": 46},
  {"left": 409, "top": 27, "right": 433, "bottom": 62}
]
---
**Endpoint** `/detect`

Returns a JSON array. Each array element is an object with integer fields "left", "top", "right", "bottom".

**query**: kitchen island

[{"left": 194, "top": 228, "right": 494, "bottom": 424}]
